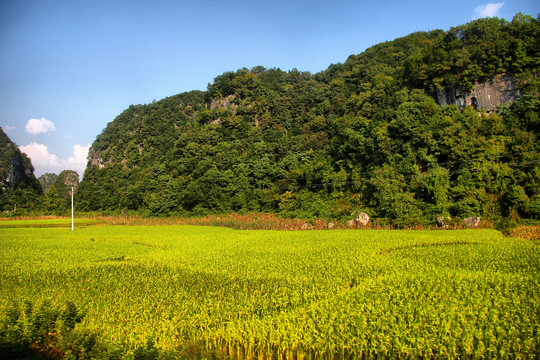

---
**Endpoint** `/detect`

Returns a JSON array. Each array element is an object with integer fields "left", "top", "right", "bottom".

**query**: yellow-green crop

[{"left": 1, "top": 225, "right": 538, "bottom": 358}]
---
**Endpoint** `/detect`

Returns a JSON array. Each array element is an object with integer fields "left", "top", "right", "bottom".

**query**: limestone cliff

[
  {"left": 436, "top": 73, "right": 522, "bottom": 111},
  {"left": 0, "top": 127, "right": 42, "bottom": 193}
]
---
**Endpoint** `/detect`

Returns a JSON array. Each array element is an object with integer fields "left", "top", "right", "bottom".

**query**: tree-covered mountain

[
  {"left": 43, "top": 170, "right": 79, "bottom": 212},
  {"left": 38, "top": 173, "right": 57, "bottom": 193},
  {"left": 0, "top": 127, "right": 42, "bottom": 212},
  {"left": 78, "top": 15, "right": 540, "bottom": 224}
]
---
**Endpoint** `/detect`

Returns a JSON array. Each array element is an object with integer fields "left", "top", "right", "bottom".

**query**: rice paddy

[{"left": 1, "top": 221, "right": 538, "bottom": 359}]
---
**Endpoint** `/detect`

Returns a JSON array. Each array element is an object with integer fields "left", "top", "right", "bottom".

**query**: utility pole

[{"left": 71, "top": 186, "right": 74, "bottom": 231}]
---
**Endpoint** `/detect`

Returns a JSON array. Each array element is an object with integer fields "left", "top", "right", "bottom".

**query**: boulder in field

[
  {"left": 464, "top": 217, "right": 481, "bottom": 228},
  {"left": 436, "top": 216, "right": 449, "bottom": 229}
]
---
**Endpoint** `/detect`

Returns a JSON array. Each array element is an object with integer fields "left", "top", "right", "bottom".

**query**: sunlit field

[{"left": 1, "top": 223, "right": 538, "bottom": 359}]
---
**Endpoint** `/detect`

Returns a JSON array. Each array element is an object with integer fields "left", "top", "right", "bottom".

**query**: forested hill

[
  {"left": 78, "top": 15, "right": 540, "bottom": 224},
  {"left": 0, "top": 127, "right": 42, "bottom": 211}
]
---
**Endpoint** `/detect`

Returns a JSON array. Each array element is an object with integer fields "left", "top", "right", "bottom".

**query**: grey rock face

[{"left": 436, "top": 73, "right": 521, "bottom": 111}]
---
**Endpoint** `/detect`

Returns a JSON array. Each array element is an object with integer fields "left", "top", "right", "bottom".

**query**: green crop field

[{"left": 0, "top": 223, "right": 539, "bottom": 359}]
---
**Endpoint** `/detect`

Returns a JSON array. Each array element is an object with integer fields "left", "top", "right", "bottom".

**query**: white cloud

[
  {"left": 474, "top": 2, "right": 504, "bottom": 19},
  {"left": 67, "top": 144, "right": 91, "bottom": 169},
  {"left": 25, "top": 118, "right": 56, "bottom": 135},
  {"left": 19, "top": 142, "right": 90, "bottom": 178},
  {"left": 19, "top": 142, "right": 60, "bottom": 168}
]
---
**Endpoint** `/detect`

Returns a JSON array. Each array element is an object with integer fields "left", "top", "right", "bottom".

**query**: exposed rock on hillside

[
  {"left": 436, "top": 73, "right": 522, "bottom": 111},
  {"left": 0, "top": 127, "right": 42, "bottom": 211},
  {"left": 0, "top": 127, "right": 41, "bottom": 192}
]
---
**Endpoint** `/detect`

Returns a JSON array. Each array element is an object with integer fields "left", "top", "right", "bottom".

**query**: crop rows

[{"left": 1, "top": 225, "right": 538, "bottom": 358}]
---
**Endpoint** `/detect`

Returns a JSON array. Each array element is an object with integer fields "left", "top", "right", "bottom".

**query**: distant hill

[
  {"left": 52, "top": 170, "right": 79, "bottom": 198},
  {"left": 38, "top": 173, "right": 57, "bottom": 193},
  {"left": 78, "top": 15, "right": 540, "bottom": 224},
  {"left": 0, "top": 127, "right": 42, "bottom": 212},
  {"left": 43, "top": 170, "right": 79, "bottom": 212}
]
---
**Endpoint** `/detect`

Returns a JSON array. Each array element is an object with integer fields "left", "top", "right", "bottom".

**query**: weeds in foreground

[
  {"left": 0, "top": 300, "right": 85, "bottom": 359},
  {"left": 0, "top": 300, "right": 182, "bottom": 360}
]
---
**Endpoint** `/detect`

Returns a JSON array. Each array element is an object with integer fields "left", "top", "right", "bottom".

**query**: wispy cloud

[
  {"left": 19, "top": 142, "right": 90, "bottom": 177},
  {"left": 25, "top": 118, "right": 56, "bottom": 135},
  {"left": 474, "top": 2, "right": 504, "bottom": 19},
  {"left": 3, "top": 125, "right": 16, "bottom": 133}
]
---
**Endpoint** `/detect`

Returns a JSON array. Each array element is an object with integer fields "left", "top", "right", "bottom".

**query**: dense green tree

[{"left": 75, "top": 15, "right": 539, "bottom": 224}]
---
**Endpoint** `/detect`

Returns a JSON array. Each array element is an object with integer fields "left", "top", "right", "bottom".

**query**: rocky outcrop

[
  {"left": 436, "top": 73, "right": 521, "bottom": 111},
  {"left": 207, "top": 95, "right": 238, "bottom": 125},
  {"left": 301, "top": 222, "right": 315, "bottom": 230},
  {"left": 436, "top": 216, "right": 449, "bottom": 229},
  {"left": 348, "top": 212, "right": 370, "bottom": 227},
  {"left": 356, "top": 212, "right": 370, "bottom": 226},
  {"left": 209, "top": 95, "right": 237, "bottom": 111},
  {"left": 87, "top": 148, "right": 105, "bottom": 169},
  {"left": 464, "top": 217, "right": 481, "bottom": 228},
  {"left": 0, "top": 127, "right": 41, "bottom": 193}
]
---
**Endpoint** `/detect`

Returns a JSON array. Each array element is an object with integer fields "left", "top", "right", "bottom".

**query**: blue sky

[{"left": 1, "top": 0, "right": 538, "bottom": 177}]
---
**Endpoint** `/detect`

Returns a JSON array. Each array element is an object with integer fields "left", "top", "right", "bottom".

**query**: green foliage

[
  {"left": 133, "top": 340, "right": 159, "bottom": 360},
  {"left": 76, "top": 15, "right": 539, "bottom": 224},
  {"left": 42, "top": 170, "right": 80, "bottom": 214},
  {"left": 0, "top": 299, "right": 85, "bottom": 359},
  {"left": 37, "top": 173, "right": 57, "bottom": 193}
]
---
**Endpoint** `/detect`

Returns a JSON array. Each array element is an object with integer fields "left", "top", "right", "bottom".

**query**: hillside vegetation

[
  {"left": 0, "top": 128, "right": 42, "bottom": 212},
  {"left": 37, "top": 173, "right": 57, "bottom": 193},
  {"left": 75, "top": 15, "right": 539, "bottom": 224}
]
